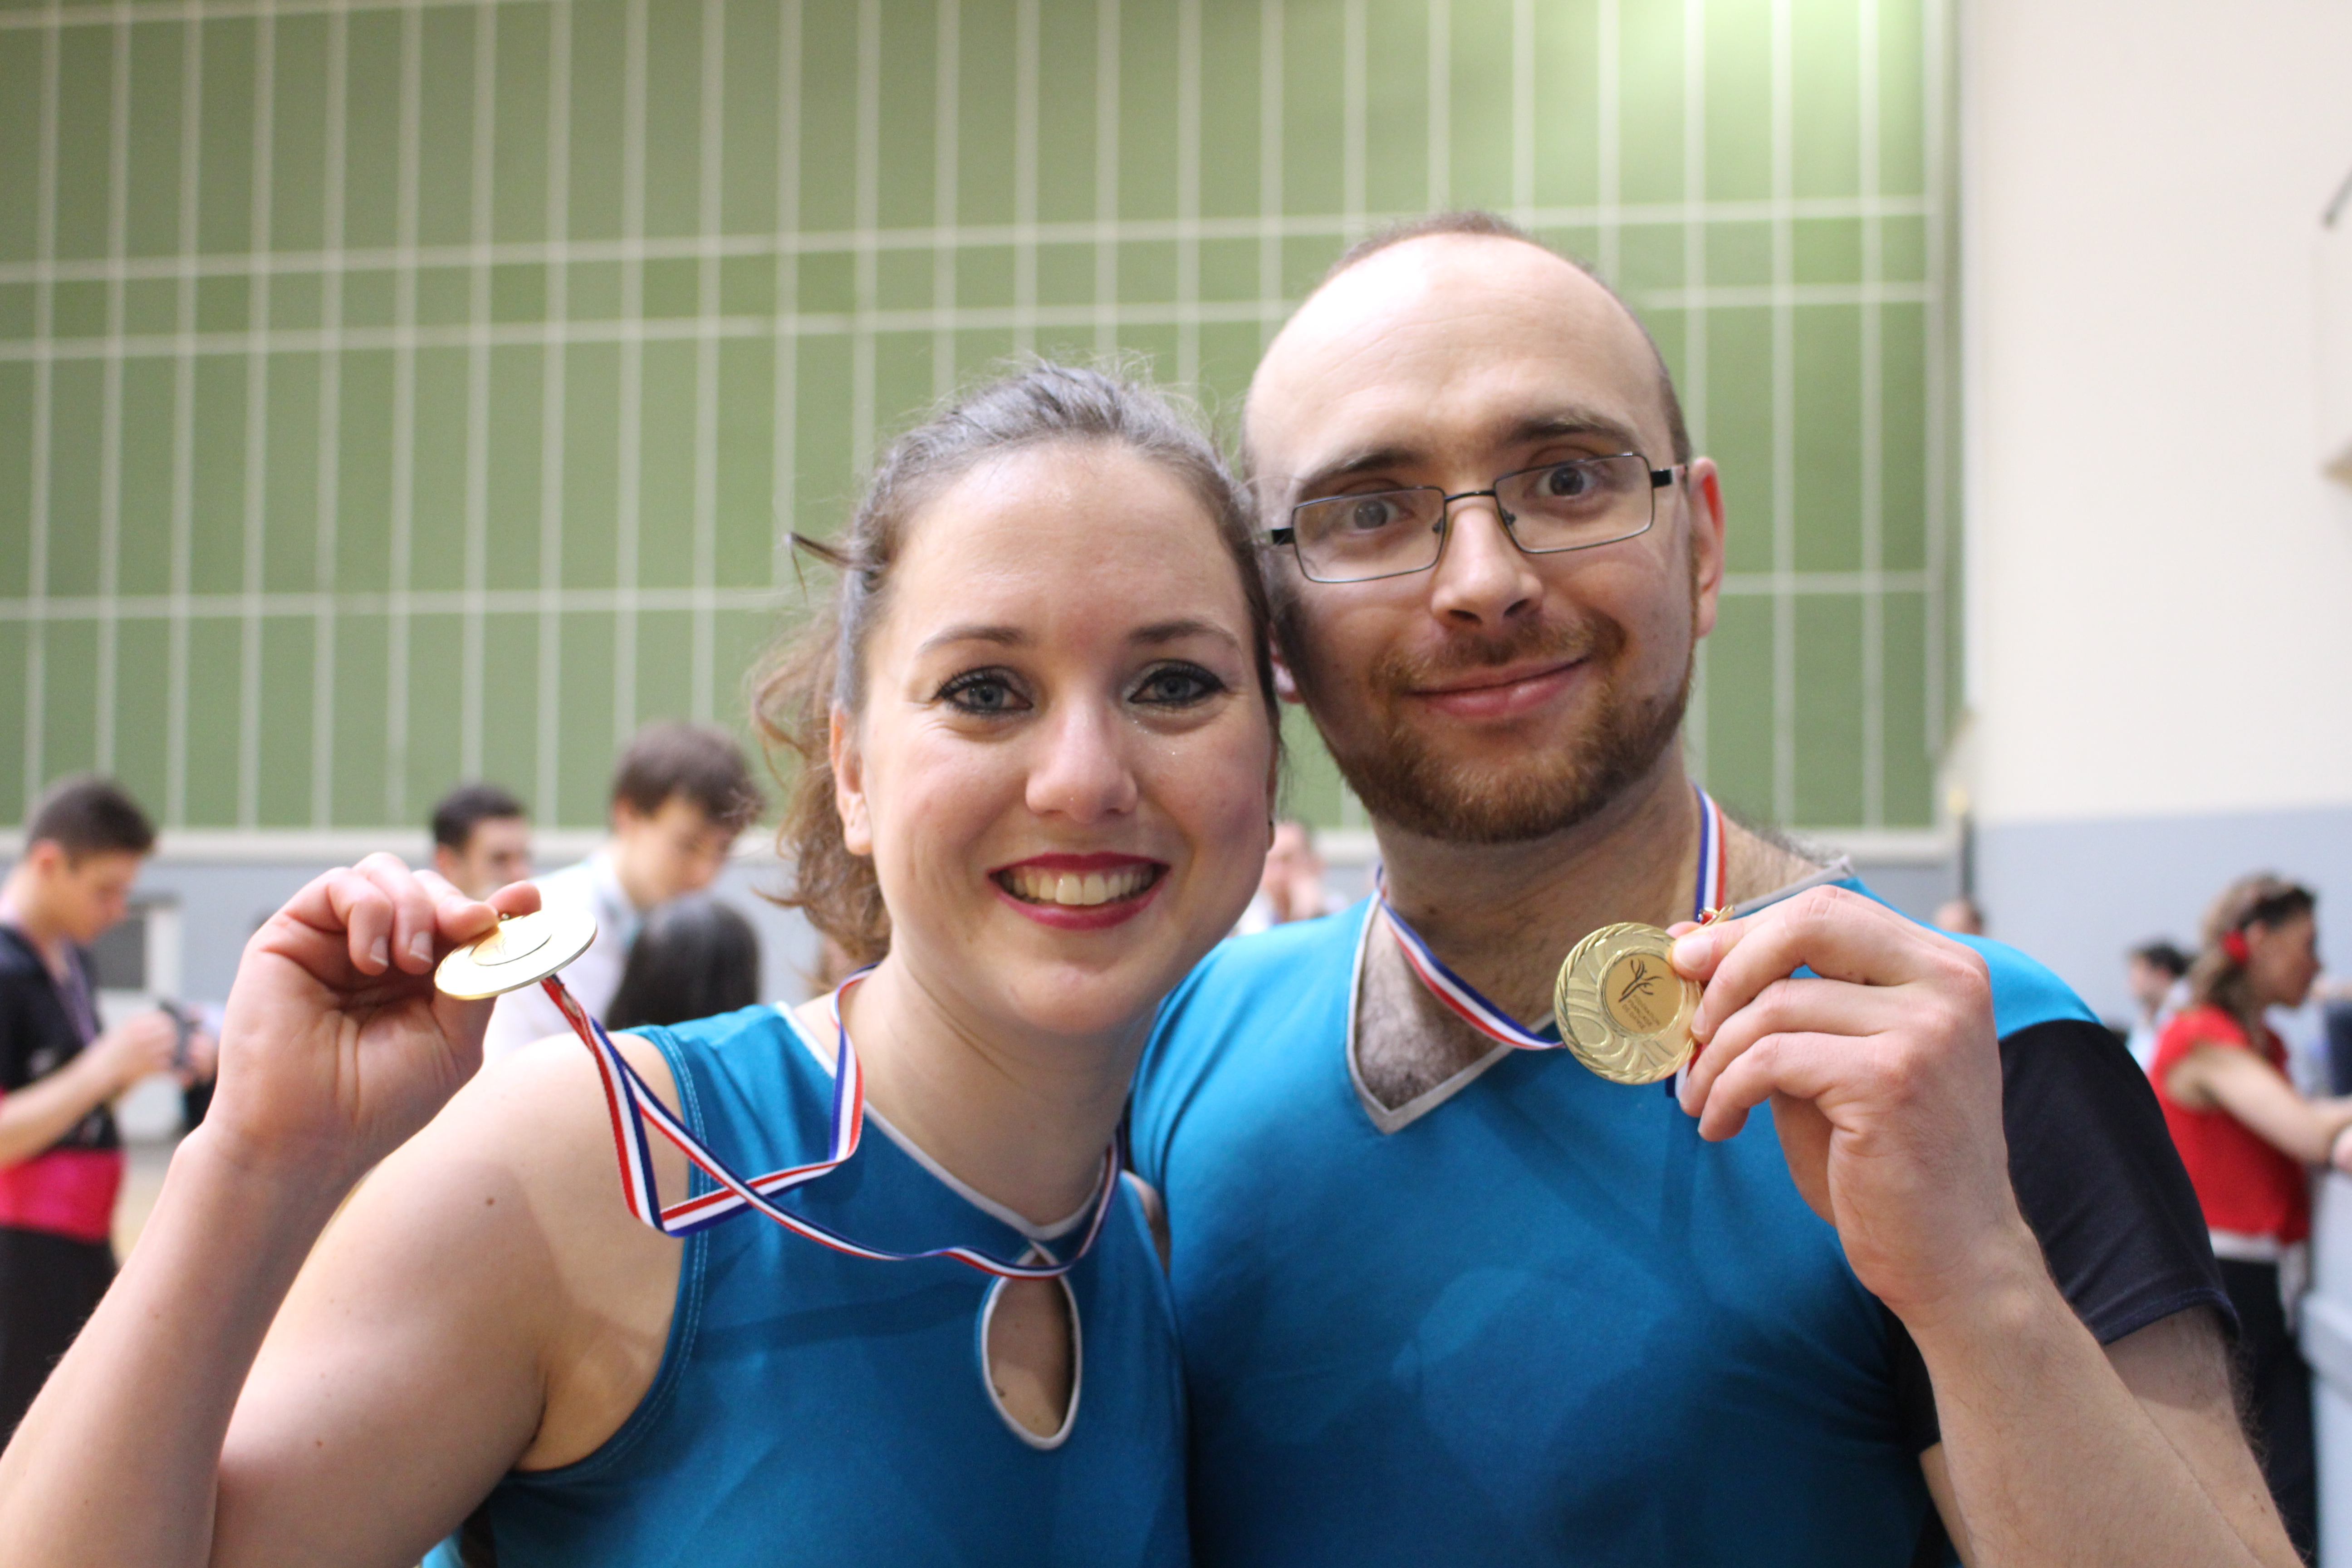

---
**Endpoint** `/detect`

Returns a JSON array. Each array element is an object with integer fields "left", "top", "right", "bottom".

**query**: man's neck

[
  {"left": 1374, "top": 749, "right": 1700, "bottom": 1023},
  {"left": 0, "top": 871, "right": 65, "bottom": 962},
  {"left": 798, "top": 956, "right": 1139, "bottom": 1230}
]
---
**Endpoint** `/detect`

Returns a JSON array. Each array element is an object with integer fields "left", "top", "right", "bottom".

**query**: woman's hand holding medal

[
  {"left": 209, "top": 853, "right": 539, "bottom": 1192},
  {"left": 1664, "top": 887, "right": 2042, "bottom": 1333}
]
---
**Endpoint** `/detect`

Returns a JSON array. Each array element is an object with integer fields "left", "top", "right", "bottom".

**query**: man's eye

[
  {"left": 1133, "top": 663, "right": 1225, "bottom": 707},
  {"left": 1540, "top": 462, "right": 1597, "bottom": 498},
  {"left": 939, "top": 671, "right": 1027, "bottom": 714},
  {"left": 1343, "top": 496, "right": 1406, "bottom": 533}
]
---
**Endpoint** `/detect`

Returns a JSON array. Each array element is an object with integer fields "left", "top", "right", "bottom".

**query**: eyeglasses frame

[{"left": 1267, "top": 454, "right": 1687, "bottom": 584}]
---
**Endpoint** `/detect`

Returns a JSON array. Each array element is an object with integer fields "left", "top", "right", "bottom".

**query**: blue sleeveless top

[{"left": 440, "top": 1004, "right": 1189, "bottom": 1568}]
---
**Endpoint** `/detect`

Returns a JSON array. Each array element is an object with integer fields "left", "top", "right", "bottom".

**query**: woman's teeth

[{"left": 1000, "top": 864, "right": 1158, "bottom": 907}]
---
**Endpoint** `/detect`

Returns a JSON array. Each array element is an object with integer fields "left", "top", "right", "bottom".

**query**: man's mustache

[{"left": 1367, "top": 617, "right": 1627, "bottom": 693}]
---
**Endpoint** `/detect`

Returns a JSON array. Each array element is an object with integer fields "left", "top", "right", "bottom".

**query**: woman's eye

[
  {"left": 1133, "top": 663, "right": 1225, "bottom": 707},
  {"left": 938, "top": 670, "right": 1028, "bottom": 715}
]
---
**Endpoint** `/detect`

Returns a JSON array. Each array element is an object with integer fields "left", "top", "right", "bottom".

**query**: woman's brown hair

[
  {"left": 750, "top": 361, "right": 1280, "bottom": 965},
  {"left": 2185, "top": 872, "right": 2317, "bottom": 1041}
]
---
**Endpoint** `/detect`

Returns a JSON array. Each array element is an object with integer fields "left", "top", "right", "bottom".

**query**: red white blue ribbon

[
  {"left": 1377, "top": 786, "right": 1727, "bottom": 1089},
  {"left": 544, "top": 970, "right": 1116, "bottom": 1279}
]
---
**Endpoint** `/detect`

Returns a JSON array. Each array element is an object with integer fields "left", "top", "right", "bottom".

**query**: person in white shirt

[
  {"left": 1233, "top": 819, "right": 1328, "bottom": 936},
  {"left": 481, "top": 723, "right": 760, "bottom": 1063},
  {"left": 2124, "top": 938, "right": 2190, "bottom": 1072}
]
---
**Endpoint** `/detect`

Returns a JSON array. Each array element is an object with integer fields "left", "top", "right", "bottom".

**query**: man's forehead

[{"left": 1247, "top": 235, "right": 1667, "bottom": 482}]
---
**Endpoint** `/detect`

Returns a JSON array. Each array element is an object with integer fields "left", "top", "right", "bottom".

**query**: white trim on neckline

[
  {"left": 769, "top": 1003, "right": 1093, "bottom": 1243},
  {"left": 1346, "top": 857, "right": 1856, "bottom": 1133}
]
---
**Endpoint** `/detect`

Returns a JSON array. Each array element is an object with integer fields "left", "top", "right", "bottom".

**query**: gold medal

[
  {"left": 1553, "top": 922, "right": 1702, "bottom": 1086},
  {"left": 434, "top": 906, "right": 598, "bottom": 1000}
]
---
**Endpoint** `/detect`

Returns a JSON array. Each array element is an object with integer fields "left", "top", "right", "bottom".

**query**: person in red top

[
  {"left": 2153, "top": 872, "right": 2351, "bottom": 1561},
  {"left": 0, "top": 777, "right": 212, "bottom": 1438}
]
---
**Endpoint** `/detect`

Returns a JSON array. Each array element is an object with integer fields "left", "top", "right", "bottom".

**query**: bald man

[{"left": 1129, "top": 215, "right": 2295, "bottom": 1567}]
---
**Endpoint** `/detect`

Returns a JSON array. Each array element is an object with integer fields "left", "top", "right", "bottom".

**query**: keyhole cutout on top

[{"left": 981, "top": 1270, "right": 1080, "bottom": 1447}]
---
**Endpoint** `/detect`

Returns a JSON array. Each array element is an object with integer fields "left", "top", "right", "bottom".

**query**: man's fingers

[
  {"left": 1675, "top": 887, "right": 1971, "bottom": 1043},
  {"left": 1678, "top": 976, "right": 1892, "bottom": 1113},
  {"left": 1696, "top": 1030, "right": 1871, "bottom": 1142}
]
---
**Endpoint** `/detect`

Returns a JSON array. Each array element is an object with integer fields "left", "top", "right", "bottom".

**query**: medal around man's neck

[{"left": 1553, "top": 922, "right": 1705, "bottom": 1086}]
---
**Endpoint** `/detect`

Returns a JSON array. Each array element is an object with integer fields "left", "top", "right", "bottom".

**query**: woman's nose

[{"left": 1025, "top": 701, "right": 1140, "bottom": 823}]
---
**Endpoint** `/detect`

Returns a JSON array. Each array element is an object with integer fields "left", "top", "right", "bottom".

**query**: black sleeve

[{"left": 1891, "top": 1016, "right": 2232, "bottom": 1451}]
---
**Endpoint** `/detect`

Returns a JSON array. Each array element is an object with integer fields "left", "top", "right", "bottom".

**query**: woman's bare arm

[{"left": 2167, "top": 1044, "right": 2352, "bottom": 1166}]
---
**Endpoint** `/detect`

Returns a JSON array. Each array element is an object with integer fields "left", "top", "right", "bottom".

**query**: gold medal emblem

[
  {"left": 1553, "top": 922, "right": 1701, "bottom": 1086},
  {"left": 434, "top": 906, "right": 598, "bottom": 1000}
]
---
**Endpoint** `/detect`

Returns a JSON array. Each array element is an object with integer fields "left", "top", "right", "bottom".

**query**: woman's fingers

[
  {"left": 355, "top": 853, "right": 442, "bottom": 973},
  {"left": 321, "top": 867, "right": 398, "bottom": 975}
]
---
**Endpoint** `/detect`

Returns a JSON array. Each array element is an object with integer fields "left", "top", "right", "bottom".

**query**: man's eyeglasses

[{"left": 1269, "top": 454, "right": 1684, "bottom": 584}]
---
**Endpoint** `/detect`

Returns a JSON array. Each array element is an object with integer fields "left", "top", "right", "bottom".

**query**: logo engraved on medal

[
  {"left": 1554, "top": 923, "right": 1701, "bottom": 1086},
  {"left": 435, "top": 906, "right": 597, "bottom": 1000}
]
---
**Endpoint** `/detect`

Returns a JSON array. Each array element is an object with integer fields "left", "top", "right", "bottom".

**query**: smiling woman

[{"left": 0, "top": 366, "right": 1282, "bottom": 1568}]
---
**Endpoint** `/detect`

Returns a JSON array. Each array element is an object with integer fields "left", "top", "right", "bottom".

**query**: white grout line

[
  {"left": 1510, "top": 0, "right": 1532, "bottom": 221},
  {"left": 533, "top": 0, "right": 570, "bottom": 820},
  {"left": 1173, "top": 0, "right": 1199, "bottom": 384},
  {"left": 931, "top": 0, "right": 959, "bottom": 399},
  {"left": 459, "top": 0, "right": 497, "bottom": 781},
  {"left": 1859, "top": 0, "right": 1884, "bottom": 828},
  {"left": 1922, "top": 0, "right": 1950, "bottom": 757},
  {"left": 382, "top": 0, "right": 422, "bottom": 826},
  {"left": 848, "top": 0, "right": 877, "bottom": 468},
  {"left": 1596, "top": 0, "right": 1619, "bottom": 283},
  {"left": 93, "top": 3, "right": 131, "bottom": 779},
  {"left": 1340, "top": 0, "right": 1363, "bottom": 236},
  {"left": 236, "top": 0, "right": 279, "bottom": 829},
  {"left": 769, "top": 0, "right": 799, "bottom": 587},
  {"left": 1093, "top": 0, "right": 1120, "bottom": 358},
  {"left": 1256, "top": 0, "right": 1279, "bottom": 348},
  {"left": 0, "top": 194, "right": 1941, "bottom": 287},
  {"left": 690, "top": 0, "right": 722, "bottom": 725},
  {"left": 1011, "top": 0, "right": 1037, "bottom": 357},
  {"left": 611, "top": 0, "right": 647, "bottom": 749},
  {"left": 0, "top": 572, "right": 1915, "bottom": 623},
  {"left": 1769, "top": 0, "right": 1795, "bottom": 823},
  {"left": 1680, "top": 0, "right": 1708, "bottom": 789},
  {"left": 310, "top": 0, "right": 347, "bottom": 826},
  {"left": 21, "top": 4, "right": 61, "bottom": 812},
  {"left": 164, "top": 10, "right": 202, "bottom": 826},
  {"left": 1425, "top": 0, "right": 1447, "bottom": 209}
]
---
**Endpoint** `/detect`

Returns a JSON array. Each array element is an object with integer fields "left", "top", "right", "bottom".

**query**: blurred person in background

[
  {"left": 1234, "top": 819, "right": 1327, "bottom": 935},
  {"left": 0, "top": 777, "right": 212, "bottom": 1438},
  {"left": 605, "top": 896, "right": 762, "bottom": 1031},
  {"left": 481, "top": 723, "right": 761, "bottom": 1064},
  {"left": 430, "top": 784, "right": 534, "bottom": 902},
  {"left": 2124, "top": 938, "right": 2190, "bottom": 1071},
  {"left": 2152, "top": 874, "right": 2351, "bottom": 1562},
  {"left": 1932, "top": 894, "right": 1984, "bottom": 936}
]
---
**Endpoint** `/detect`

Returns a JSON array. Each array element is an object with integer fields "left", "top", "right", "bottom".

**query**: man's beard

[{"left": 1289, "top": 613, "right": 1693, "bottom": 847}]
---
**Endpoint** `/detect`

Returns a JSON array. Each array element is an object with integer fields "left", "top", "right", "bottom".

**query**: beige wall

[{"left": 1963, "top": 0, "right": 2352, "bottom": 826}]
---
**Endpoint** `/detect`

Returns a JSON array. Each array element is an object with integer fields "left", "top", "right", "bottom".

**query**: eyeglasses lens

[{"left": 1288, "top": 454, "right": 1658, "bottom": 583}]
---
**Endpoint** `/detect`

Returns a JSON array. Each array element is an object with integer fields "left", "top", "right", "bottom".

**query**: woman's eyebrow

[
  {"left": 915, "top": 623, "right": 1026, "bottom": 656},
  {"left": 1130, "top": 618, "right": 1244, "bottom": 650}
]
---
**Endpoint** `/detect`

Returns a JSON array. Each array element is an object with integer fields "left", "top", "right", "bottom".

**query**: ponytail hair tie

[{"left": 2222, "top": 928, "right": 2252, "bottom": 965}]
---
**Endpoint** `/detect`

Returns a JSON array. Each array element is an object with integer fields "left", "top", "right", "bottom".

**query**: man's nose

[
  {"left": 1427, "top": 495, "right": 1544, "bottom": 627},
  {"left": 1026, "top": 701, "right": 1140, "bottom": 823}
]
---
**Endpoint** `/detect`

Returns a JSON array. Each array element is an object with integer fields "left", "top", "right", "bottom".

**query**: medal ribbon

[
  {"left": 1376, "top": 785, "right": 1726, "bottom": 1069},
  {"left": 541, "top": 970, "right": 1117, "bottom": 1279}
]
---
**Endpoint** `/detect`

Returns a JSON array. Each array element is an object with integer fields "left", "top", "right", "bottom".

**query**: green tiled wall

[{"left": 0, "top": 0, "right": 1955, "bottom": 832}]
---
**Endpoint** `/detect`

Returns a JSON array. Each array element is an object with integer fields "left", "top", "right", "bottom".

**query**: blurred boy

[
  {"left": 0, "top": 777, "right": 206, "bottom": 1436},
  {"left": 430, "top": 782, "right": 534, "bottom": 901},
  {"left": 483, "top": 724, "right": 760, "bottom": 1062}
]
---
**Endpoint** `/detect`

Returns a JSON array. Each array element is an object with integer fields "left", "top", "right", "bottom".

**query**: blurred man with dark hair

[
  {"left": 2125, "top": 938, "right": 2191, "bottom": 1071},
  {"left": 429, "top": 783, "right": 533, "bottom": 901},
  {"left": 0, "top": 777, "right": 210, "bottom": 1436},
  {"left": 483, "top": 724, "right": 760, "bottom": 1061}
]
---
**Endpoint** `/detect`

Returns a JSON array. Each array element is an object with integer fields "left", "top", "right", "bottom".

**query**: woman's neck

[{"left": 797, "top": 956, "right": 1140, "bottom": 1228}]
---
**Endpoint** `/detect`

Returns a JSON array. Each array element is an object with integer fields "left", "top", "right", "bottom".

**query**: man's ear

[
  {"left": 24, "top": 840, "right": 66, "bottom": 879},
  {"left": 829, "top": 706, "right": 873, "bottom": 857},
  {"left": 1269, "top": 641, "right": 1303, "bottom": 705},
  {"left": 432, "top": 844, "right": 461, "bottom": 882},
  {"left": 1684, "top": 458, "right": 1728, "bottom": 641}
]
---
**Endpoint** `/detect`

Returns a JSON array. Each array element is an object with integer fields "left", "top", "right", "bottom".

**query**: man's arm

[
  {"left": 1919, "top": 1307, "right": 2284, "bottom": 1565},
  {"left": 0, "top": 1009, "right": 176, "bottom": 1167},
  {"left": 1674, "top": 888, "right": 2298, "bottom": 1568}
]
